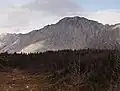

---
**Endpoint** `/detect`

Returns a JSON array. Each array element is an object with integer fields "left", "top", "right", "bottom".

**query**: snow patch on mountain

[
  {"left": 20, "top": 40, "right": 45, "bottom": 53},
  {"left": 0, "top": 33, "right": 20, "bottom": 52}
]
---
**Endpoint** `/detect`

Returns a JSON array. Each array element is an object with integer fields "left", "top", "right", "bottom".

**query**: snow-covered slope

[
  {"left": 20, "top": 40, "right": 45, "bottom": 53},
  {"left": 0, "top": 33, "right": 20, "bottom": 53},
  {"left": 0, "top": 16, "right": 120, "bottom": 53}
]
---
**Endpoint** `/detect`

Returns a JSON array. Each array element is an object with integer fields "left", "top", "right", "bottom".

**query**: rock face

[{"left": 0, "top": 16, "right": 120, "bottom": 53}]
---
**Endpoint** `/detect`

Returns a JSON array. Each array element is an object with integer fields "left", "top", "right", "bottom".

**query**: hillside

[{"left": 0, "top": 49, "right": 120, "bottom": 91}]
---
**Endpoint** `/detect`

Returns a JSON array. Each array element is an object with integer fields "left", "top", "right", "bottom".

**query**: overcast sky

[{"left": 0, "top": 0, "right": 120, "bottom": 34}]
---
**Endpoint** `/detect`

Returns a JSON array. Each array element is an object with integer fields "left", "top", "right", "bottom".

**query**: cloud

[
  {"left": 0, "top": 0, "right": 82, "bottom": 34},
  {"left": 85, "top": 10, "right": 120, "bottom": 25},
  {"left": 0, "top": 7, "right": 60, "bottom": 33},
  {"left": 22, "top": 0, "right": 82, "bottom": 16},
  {"left": 0, "top": 0, "right": 120, "bottom": 34}
]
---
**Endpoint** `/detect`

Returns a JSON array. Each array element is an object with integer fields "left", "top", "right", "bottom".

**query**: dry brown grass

[{"left": 0, "top": 70, "right": 49, "bottom": 91}]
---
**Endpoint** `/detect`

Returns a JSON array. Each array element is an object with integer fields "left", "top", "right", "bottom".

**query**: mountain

[{"left": 0, "top": 16, "right": 120, "bottom": 53}]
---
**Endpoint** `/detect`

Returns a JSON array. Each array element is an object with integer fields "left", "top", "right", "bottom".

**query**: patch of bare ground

[{"left": 0, "top": 70, "right": 50, "bottom": 91}]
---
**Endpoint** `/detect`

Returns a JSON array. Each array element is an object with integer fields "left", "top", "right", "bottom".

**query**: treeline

[
  {"left": 0, "top": 49, "right": 120, "bottom": 91},
  {"left": 0, "top": 49, "right": 117, "bottom": 71}
]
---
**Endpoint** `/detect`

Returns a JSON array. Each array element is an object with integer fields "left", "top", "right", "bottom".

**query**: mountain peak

[
  {"left": 56, "top": 16, "right": 102, "bottom": 26},
  {"left": 57, "top": 16, "right": 86, "bottom": 23}
]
